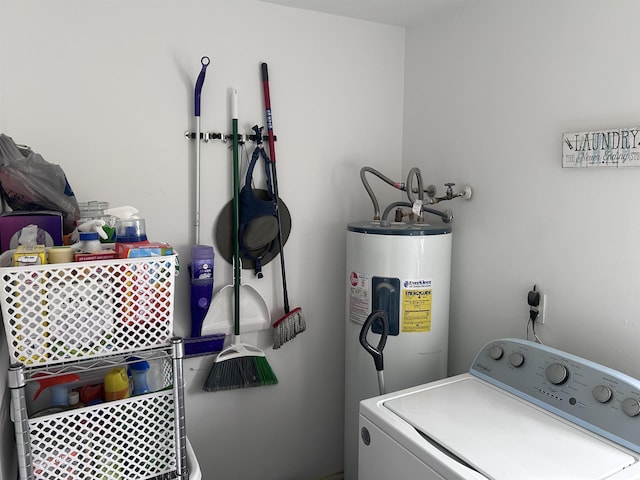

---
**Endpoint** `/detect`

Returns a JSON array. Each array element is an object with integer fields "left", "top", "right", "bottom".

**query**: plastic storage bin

[
  {"left": 30, "top": 392, "right": 176, "bottom": 478},
  {"left": 2, "top": 255, "right": 191, "bottom": 480},
  {"left": 9, "top": 342, "right": 191, "bottom": 480},
  {"left": 0, "top": 255, "right": 177, "bottom": 367}
]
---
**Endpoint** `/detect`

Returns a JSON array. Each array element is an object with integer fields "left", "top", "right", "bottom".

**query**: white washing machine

[{"left": 359, "top": 338, "right": 640, "bottom": 479}]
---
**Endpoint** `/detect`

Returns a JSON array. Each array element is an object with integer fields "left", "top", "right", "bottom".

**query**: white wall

[
  {"left": 0, "top": 1, "right": 405, "bottom": 478},
  {"left": 404, "top": 0, "right": 640, "bottom": 376}
]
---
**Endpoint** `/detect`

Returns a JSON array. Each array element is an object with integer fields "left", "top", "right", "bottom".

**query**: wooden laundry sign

[{"left": 562, "top": 127, "right": 640, "bottom": 167}]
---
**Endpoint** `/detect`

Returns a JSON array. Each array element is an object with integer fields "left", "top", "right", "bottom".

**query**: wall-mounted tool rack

[{"left": 184, "top": 131, "right": 277, "bottom": 144}]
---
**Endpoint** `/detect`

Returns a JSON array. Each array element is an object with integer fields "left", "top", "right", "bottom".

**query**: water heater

[{"left": 344, "top": 221, "right": 452, "bottom": 480}]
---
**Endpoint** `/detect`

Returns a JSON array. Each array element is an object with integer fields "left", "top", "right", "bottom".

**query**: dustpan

[{"left": 201, "top": 258, "right": 271, "bottom": 336}]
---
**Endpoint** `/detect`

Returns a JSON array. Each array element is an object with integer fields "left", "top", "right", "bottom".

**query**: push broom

[
  {"left": 203, "top": 89, "right": 277, "bottom": 391},
  {"left": 261, "top": 62, "right": 306, "bottom": 349}
]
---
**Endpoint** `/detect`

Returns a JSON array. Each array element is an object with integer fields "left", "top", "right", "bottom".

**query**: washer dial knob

[
  {"left": 489, "top": 346, "right": 504, "bottom": 360},
  {"left": 592, "top": 385, "right": 613, "bottom": 404},
  {"left": 622, "top": 398, "right": 640, "bottom": 417},
  {"left": 508, "top": 352, "right": 525, "bottom": 367},
  {"left": 545, "top": 363, "right": 569, "bottom": 385}
]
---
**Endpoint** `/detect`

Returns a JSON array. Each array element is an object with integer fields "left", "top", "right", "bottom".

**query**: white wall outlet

[{"left": 538, "top": 293, "right": 547, "bottom": 324}]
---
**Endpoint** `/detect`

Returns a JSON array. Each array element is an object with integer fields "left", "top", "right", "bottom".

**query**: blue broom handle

[
  {"left": 194, "top": 56, "right": 209, "bottom": 244},
  {"left": 194, "top": 57, "right": 209, "bottom": 117}
]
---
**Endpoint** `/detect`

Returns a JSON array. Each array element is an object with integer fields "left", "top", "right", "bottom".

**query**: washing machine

[{"left": 359, "top": 338, "right": 640, "bottom": 479}]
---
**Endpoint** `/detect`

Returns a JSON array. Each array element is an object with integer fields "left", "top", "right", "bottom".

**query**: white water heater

[{"left": 344, "top": 221, "right": 452, "bottom": 480}]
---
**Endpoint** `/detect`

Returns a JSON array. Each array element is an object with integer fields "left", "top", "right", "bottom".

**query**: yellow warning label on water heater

[{"left": 401, "top": 288, "right": 432, "bottom": 332}]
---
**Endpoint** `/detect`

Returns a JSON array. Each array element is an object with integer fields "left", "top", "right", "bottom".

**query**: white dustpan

[
  {"left": 214, "top": 341, "right": 266, "bottom": 362},
  {"left": 201, "top": 279, "right": 271, "bottom": 336}
]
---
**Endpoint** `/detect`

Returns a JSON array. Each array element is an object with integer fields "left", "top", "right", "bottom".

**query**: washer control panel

[{"left": 471, "top": 338, "right": 640, "bottom": 453}]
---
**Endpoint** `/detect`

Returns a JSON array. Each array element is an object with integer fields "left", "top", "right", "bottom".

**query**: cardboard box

[
  {"left": 0, "top": 211, "right": 63, "bottom": 252},
  {"left": 116, "top": 242, "right": 174, "bottom": 259},
  {"left": 74, "top": 250, "right": 117, "bottom": 262}
]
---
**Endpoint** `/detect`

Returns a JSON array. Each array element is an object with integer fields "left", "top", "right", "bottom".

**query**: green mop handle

[{"left": 231, "top": 89, "right": 241, "bottom": 337}]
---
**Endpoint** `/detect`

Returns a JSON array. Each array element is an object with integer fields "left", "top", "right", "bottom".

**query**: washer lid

[{"left": 384, "top": 376, "right": 637, "bottom": 480}]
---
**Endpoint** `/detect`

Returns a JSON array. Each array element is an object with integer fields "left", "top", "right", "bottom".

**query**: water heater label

[
  {"left": 401, "top": 279, "right": 432, "bottom": 332},
  {"left": 348, "top": 271, "right": 370, "bottom": 325}
]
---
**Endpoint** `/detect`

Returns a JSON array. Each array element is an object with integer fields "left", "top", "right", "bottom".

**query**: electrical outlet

[{"left": 537, "top": 293, "right": 547, "bottom": 324}]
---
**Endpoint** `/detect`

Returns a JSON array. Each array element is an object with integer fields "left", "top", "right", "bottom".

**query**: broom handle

[
  {"left": 231, "top": 89, "right": 241, "bottom": 336},
  {"left": 194, "top": 56, "right": 209, "bottom": 245},
  {"left": 261, "top": 63, "right": 291, "bottom": 313}
]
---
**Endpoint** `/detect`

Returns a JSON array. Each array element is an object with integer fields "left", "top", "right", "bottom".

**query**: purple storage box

[{"left": 0, "top": 211, "right": 63, "bottom": 252}]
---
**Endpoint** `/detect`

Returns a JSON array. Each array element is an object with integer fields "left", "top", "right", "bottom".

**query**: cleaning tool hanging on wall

[
  {"left": 203, "top": 140, "right": 274, "bottom": 337},
  {"left": 200, "top": 127, "right": 276, "bottom": 337},
  {"left": 200, "top": 243, "right": 271, "bottom": 337},
  {"left": 203, "top": 89, "right": 277, "bottom": 392},
  {"left": 189, "top": 56, "right": 215, "bottom": 338},
  {"left": 261, "top": 63, "right": 306, "bottom": 349}
]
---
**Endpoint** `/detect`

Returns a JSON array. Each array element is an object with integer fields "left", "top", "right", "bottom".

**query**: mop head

[
  {"left": 203, "top": 343, "right": 278, "bottom": 392},
  {"left": 273, "top": 307, "right": 306, "bottom": 349}
]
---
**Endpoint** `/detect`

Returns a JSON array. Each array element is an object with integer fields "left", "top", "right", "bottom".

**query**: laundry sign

[{"left": 562, "top": 127, "right": 640, "bottom": 168}]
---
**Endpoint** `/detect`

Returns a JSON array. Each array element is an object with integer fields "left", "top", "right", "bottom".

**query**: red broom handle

[
  {"left": 261, "top": 63, "right": 277, "bottom": 164},
  {"left": 261, "top": 62, "right": 291, "bottom": 313}
]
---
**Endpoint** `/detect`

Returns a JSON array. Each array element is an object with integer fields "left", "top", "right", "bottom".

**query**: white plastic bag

[{"left": 0, "top": 134, "right": 80, "bottom": 233}]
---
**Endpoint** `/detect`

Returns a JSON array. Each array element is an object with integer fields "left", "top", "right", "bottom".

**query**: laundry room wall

[
  {"left": 403, "top": 0, "right": 640, "bottom": 377},
  {"left": 0, "top": 1, "right": 405, "bottom": 478}
]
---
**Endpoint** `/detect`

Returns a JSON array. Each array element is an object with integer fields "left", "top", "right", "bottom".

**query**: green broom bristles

[
  {"left": 255, "top": 356, "right": 278, "bottom": 386},
  {"left": 203, "top": 350, "right": 278, "bottom": 392},
  {"left": 273, "top": 307, "right": 306, "bottom": 349}
]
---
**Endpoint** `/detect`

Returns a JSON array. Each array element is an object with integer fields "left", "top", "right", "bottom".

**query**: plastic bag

[{"left": 0, "top": 134, "right": 80, "bottom": 233}]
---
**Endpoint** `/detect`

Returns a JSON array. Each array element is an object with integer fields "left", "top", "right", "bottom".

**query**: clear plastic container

[
  {"left": 78, "top": 200, "right": 110, "bottom": 224},
  {"left": 115, "top": 218, "right": 147, "bottom": 243}
]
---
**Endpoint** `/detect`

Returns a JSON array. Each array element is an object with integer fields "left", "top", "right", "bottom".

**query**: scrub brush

[{"left": 273, "top": 307, "right": 305, "bottom": 349}]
